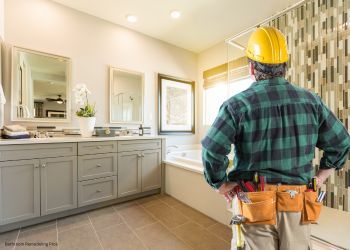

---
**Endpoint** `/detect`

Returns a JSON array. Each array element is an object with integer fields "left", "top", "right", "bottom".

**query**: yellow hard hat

[{"left": 246, "top": 27, "right": 289, "bottom": 64}]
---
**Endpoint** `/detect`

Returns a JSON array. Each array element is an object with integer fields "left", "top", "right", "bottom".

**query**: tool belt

[{"left": 237, "top": 184, "right": 323, "bottom": 225}]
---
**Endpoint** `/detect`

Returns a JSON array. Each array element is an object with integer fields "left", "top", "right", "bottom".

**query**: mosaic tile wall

[{"left": 265, "top": 0, "right": 350, "bottom": 211}]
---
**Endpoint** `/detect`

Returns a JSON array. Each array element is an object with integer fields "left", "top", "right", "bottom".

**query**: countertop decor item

[{"left": 73, "top": 84, "right": 96, "bottom": 137}]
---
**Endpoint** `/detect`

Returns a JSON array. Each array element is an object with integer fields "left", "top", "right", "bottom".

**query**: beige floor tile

[
  {"left": 136, "top": 222, "right": 191, "bottom": 250},
  {"left": 113, "top": 200, "right": 139, "bottom": 211},
  {"left": 138, "top": 196, "right": 165, "bottom": 208},
  {"left": 20, "top": 220, "right": 56, "bottom": 232},
  {"left": 207, "top": 223, "right": 232, "bottom": 243},
  {"left": 0, "top": 229, "right": 19, "bottom": 250},
  {"left": 194, "top": 236, "right": 231, "bottom": 250},
  {"left": 146, "top": 203, "right": 188, "bottom": 229},
  {"left": 171, "top": 222, "right": 215, "bottom": 248},
  {"left": 57, "top": 213, "right": 90, "bottom": 233},
  {"left": 97, "top": 223, "right": 146, "bottom": 250},
  {"left": 118, "top": 204, "right": 157, "bottom": 229},
  {"left": 159, "top": 195, "right": 184, "bottom": 207},
  {"left": 88, "top": 206, "right": 123, "bottom": 231},
  {"left": 175, "top": 203, "right": 216, "bottom": 227},
  {"left": 16, "top": 226, "right": 58, "bottom": 250},
  {"left": 58, "top": 224, "right": 101, "bottom": 250}
]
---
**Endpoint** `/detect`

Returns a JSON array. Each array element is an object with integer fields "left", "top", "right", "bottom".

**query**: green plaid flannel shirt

[{"left": 201, "top": 77, "right": 350, "bottom": 189}]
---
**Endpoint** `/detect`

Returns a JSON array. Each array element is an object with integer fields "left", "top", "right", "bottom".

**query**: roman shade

[{"left": 203, "top": 56, "right": 249, "bottom": 89}]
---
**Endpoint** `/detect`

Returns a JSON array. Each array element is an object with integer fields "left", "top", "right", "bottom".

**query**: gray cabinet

[
  {"left": 141, "top": 149, "right": 161, "bottom": 192},
  {"left": 118, "top": 152, "right": 141, "bottom": 197},
  {"left": 78, "top": 176, "right": 117, "bottom": 207},
  {"left": 41, "top": 156, "right": 77, "bottom": 215},
  {"left": 118, "top": 149, "right": 161, "bottom": 198},
  {"left": 0, "top": 159, "right": 40, "bottom": 225}
]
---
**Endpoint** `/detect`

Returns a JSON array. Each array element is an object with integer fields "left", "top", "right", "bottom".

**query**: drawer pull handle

[
  {"left": 42, "top": 164, "right": 46, "bottom": 168},
  {"left": 97, "top": 146, "right": 102, "bottom": 149},
  {"left": 96, "top": 164, "right": 102, "bottom": 168},
  {"left": 96, "top": 189, "right": 102, "bottom": 193}
]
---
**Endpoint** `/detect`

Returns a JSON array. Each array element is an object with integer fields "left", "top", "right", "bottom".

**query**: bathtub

[{"left": 164, "top": 148, "right": 232, "bottom": 226}]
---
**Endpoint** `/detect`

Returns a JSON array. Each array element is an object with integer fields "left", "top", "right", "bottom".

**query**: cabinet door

[
  {"left": 141, "top": 149, "right": 161, "bottom": 192},
  {"left": 118, "top": 151, "right": 141, "bottom": 197},
  {"left": 41, "top": 156, "right": 77, "bottom": 215},
  {"left": 0, "top": 159, "right": 40, "bottom": 225}
]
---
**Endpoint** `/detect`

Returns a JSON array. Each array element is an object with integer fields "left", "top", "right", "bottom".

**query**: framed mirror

[
  {"left": 109, "top": 67, "right": 144, "bottom": 124},
  {"left": 11, "top": 47, "right": 71, "bottom": 122}
]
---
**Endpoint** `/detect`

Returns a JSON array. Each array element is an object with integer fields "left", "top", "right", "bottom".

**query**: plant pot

[{"left": 78, "top": 117, "right": 96, "bottom": 137}]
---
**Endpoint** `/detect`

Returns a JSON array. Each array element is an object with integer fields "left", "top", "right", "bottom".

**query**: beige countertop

[
  {"left": 311, "top": 206, "right": 350, "bottom": 249},
  {"left": 0, "top": 135, "right": 165, "bottom": 145}
]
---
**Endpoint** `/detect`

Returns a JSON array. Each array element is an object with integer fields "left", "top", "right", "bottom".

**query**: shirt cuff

[{"left": 319, "top": 158, "right": 344, "bottom": 170}]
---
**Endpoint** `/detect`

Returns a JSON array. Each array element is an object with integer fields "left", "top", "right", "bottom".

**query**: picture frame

[
  {"left": 46, "top": 110, "right": 66, "bottom": 118},
  {"left": 158, "top": 74, "right": 195, "bottom": 134}
]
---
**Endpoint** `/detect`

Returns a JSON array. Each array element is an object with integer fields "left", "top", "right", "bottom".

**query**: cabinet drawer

[
  {"left": 78, "top": 153, "right": 117, "bottom": 181},
  {"left": 118, "top": 140, "right": 161, "bottom": 152},
  {"left": 78, "top": 176, "right": 117, "bottom": 207},
  {"left": 78, "top": 141, "right": 117, "bottom": 155},
  {"left": 0, "top": 143, "right": 77, "bottom": 161}
]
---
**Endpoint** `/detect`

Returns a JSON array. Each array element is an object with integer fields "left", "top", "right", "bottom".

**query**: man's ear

[{"left": 249, "top": 62, "right": 256, "bottom": 81}]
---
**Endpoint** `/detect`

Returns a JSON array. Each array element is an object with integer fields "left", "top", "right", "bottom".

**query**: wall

[
  {"left": 0, "top": 0, "right": 3, "bottom": 41},
  {"left": 197, "top": 41, "right": 227, "bottom": 141},
  {"left": 3, "top": 0, "right": 198, "bottom": 145}
]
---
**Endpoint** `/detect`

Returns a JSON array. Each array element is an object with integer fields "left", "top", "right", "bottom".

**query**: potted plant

[{"left": 73, "top": 84, "right": 96, "bottom": 137}]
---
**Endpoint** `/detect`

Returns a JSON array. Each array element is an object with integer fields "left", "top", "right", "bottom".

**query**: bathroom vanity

[{"left": 0, "top": 136, "right": 165, "bottom": 233}]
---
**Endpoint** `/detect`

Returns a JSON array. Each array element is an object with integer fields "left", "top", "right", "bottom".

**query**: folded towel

[
  {"left": 2, "top": 134, "right": 30, "bottom": 139},
  {"left": 3, "top": 125, "right": 27, "bottom": 132},
  {"left": 3, "top": 129, "right": 29, "bottom": 136}
]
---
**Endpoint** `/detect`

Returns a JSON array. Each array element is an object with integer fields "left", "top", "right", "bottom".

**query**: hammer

[{"left": 230, "top": 214, "right": 246, "bottom": 249}]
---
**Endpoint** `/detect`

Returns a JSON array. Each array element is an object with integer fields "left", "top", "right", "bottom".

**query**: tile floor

[{"left": 0, "top": 194, "right": 232, "bottom": 250}]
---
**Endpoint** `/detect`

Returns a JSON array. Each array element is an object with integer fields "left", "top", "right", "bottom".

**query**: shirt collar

[{"left": 253, "top": 77, "right": 288, "bottom": 86}]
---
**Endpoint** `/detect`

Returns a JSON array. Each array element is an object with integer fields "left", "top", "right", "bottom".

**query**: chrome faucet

[{"left": 166, "top": 145, "right": 178, "bottom": 154}]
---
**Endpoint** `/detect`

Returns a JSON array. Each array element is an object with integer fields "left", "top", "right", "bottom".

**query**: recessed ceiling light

[
  {"left": 126, "top": 14, "right": 138, "bottom": 23},
  {"left": 170, "top": 10, "right": 181, "bottom": 19}
]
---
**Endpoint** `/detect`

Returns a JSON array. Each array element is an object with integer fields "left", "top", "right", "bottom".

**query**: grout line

[
  {"left": 12, "top": 228, "right": 20, "bottom": 250},
  {"left": 136, "top": 197, "right": 193, "bottom": 249},
  {"left": 56, "top": 220, "right": 59, "bottom": 250},
  {"left": 116, "top": 210, "right": 149, "bottom": 250},
  {"left": 87, "top": 215, "right": 104, "bottom": 250}
]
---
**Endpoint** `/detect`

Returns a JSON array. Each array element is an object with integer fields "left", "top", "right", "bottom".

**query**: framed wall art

[{"left": 158, "top": 74, "right": 195, "bottom": 134}]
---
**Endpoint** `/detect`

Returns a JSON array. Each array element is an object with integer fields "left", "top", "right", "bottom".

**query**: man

[{"left": 201, "top": 26, "right": 350, "bottom": 250}]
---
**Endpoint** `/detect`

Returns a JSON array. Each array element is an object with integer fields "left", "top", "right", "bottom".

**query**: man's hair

[{"left": 249, "top": 59, "right": 287, "bottom": 81}]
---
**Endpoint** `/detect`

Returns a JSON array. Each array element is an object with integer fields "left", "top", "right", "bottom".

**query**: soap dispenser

[{"left": 139, "top": 124, "right": 144, "bottom": 136}]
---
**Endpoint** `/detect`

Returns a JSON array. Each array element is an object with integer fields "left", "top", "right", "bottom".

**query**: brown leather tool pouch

[
  {"left": 301, "top": 192, "right": 322, "bottom": 224},
  {"left": 238, "top": 191, "right": 276, "bottom": 225}
]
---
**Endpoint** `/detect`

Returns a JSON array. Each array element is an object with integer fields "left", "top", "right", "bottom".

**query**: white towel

[
  {"left": 0, "top": 83, "right": 6, "bottom": 105},
  {"left": 3, "top": 129, "right": 29, "bottom": 136},
  {"left": 3, "top": 124, "right": 27, "bottom": 132}
]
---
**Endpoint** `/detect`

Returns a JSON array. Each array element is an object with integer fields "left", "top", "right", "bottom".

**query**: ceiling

[{"left": 52, "top": 0, "right": 301, "bottom": 53}]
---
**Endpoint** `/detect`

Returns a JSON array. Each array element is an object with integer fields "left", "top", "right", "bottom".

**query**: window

[{"left": 203, "top": 77, "right": 252, "bottom": 126}]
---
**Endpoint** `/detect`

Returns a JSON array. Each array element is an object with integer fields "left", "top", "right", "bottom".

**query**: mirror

[
  {"left": 11, "top": 47, "right": 71, "bottom": 122},
  {"left": 109, "top": 67, "right": 144, "bottom": 124}
]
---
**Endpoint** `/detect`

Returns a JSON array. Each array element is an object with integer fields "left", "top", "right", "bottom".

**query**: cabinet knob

[
  {"left": 42, "top": 164, "right": 46, "bottom": 168},
  {"left": 138, "top": 154, "right": 141, "bottom": 157},
  {"left": 96, "top": 164, "right": 102, "bottom": 168},
  {"left": 96, "top": 189, "right": 102, "bottom": 193},
  {"left": 141, "top": 153, "right": 145, "bottom": 157}
]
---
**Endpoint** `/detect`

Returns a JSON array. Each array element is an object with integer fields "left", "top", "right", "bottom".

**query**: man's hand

[
  {"left": 216, "top": 182, "right": 237, "bottom": 203},
  {"left": 314, "top": 168, "right": 335, "bottom": 189}
]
